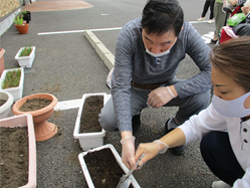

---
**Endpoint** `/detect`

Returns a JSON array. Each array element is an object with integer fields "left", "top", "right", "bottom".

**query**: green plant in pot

[
  {"left": 19, "top": 46, "right": 33, "bottom": 57},
  {"left": 14, "top": 15, "right": 29, "bottom": 34},
  {"left": 14, "top": 15, "right": 24, "bottom": 25},
  {"left": 15, "top": 46, "right": 36, "bottom": 68},
  {"left": 19, "top": 11, "right": 31, "bottom": 23},
  {"left": 1, "top": 69, "right": 21, "bottom": 89},
  {"left": 0, "top": 68, "right": 24, "bottom": 102}
]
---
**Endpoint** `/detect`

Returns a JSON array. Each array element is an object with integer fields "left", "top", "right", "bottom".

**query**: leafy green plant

[
  {"left": 14, "top": 15, "right": 23, "bottom": 25},
  {"left": 19, "top": 46, "right": 32, "bottom": 57},
  {"left": 2, "top": 69, "right": 21, "bottom": 89},
  {"left": 21, "top": 11, "right": 27, "bottom": 15}
]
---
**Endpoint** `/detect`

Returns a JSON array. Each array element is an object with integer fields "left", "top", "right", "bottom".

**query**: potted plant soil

[
  {"left": 12, "top": 93, "right": 58, "bottom": 142},
  {"left": 15, "top": 46, "right": 36, "bottom": 68},
  {"left": 0, "top": 48, "right": 5, "bottom": 76},
  {"left": 78, "top": 144, "right": 140, "bottom": 188},
  {"left": 73, "top": 93, "right": 108, "bottom": 151},
  {"left": 0, "top": 113, "right": 36, "bottom": 188},
  {"left": 14, "top": 15, "right": 29, "bottom": 34},
  {"left": 0, "top": 68, "right": 24, "bottom": 102},
  {"left": 0, "top": 90, "right": 14, "bottom": 119}
]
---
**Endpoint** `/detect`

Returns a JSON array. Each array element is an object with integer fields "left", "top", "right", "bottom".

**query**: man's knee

[
  {"left": 193, "top": 90, "right": 211, "bottom": 111},
  {"left": 98, "top": 110, "right": 117, "bottom": 132}
]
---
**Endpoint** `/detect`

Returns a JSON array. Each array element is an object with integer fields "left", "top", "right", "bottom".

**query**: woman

[
  {"left": 211, "top": 0, "right": 229, "bottom": 43},
  {"left": 197, "top": 0, "right": 215, "bottom": 23},
  {"left": 135, "top": 36, "right": 250, "bottom": 188}
]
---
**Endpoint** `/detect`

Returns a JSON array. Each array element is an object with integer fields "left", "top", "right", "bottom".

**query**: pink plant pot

[
  {"left": 0, "top": 48, "right": 5, "bottom": 76},
  {"left": 0, "top": 113, "right": 36, "bottom": 188}
]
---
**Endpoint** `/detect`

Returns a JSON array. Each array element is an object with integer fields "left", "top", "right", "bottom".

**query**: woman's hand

[{"left": 135, "top": 140, "right": 169, "bottom": 168}]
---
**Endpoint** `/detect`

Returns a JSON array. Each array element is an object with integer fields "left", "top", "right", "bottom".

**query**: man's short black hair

[{"left": 141, "top": 0, "right": 184, "bottom": 36}]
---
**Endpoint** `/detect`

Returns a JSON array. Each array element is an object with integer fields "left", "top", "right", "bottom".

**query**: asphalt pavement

[{"left": 0, "top": 0, "right": 219, "bottom": 187}]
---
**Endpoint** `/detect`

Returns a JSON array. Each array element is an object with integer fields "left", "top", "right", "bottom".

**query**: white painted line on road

[
  {"left": 90, "top": 27, "right": 122, "bottom": 31},
  {"left": 202, "top": 31, "right": 214, "bottom": 44},
  {"left": 189, "top": 20, "right": 214, "bottom": 24},
  {"left": 37, "top": 20, "right": 211, "bottom": 35},
  {"left": 37, "top": 27, "right": 122, "bottom": 35},
  {"left": 38, "top": 30, "right": 85, "bottom": 35},
  {"left": 203, "top": 31, "right": 214, "bottom": 38},
  {"left": 54, "top": 98, "right": 82, "bottom": 111},
  {"left": 202, "top": 36, "right": 212, "bottom": 44},
  {"left": 54, "top": 94, "right": 111, "bottom": 111}
]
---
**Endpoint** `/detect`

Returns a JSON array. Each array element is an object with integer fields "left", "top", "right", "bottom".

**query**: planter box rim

[
  {"left": 0, "top": 90, "right": 14, "bottom": 119},
  {"left": 0, "top": 48, "right": 5, "bottom": 56},
  {"left": 78, "top": 144, "right": 141, "bottom": 188},
  {"left": 0, "top": 113, "right": 37, "bottom": 188}
]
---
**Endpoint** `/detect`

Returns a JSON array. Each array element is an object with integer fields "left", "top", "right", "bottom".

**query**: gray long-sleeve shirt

[{"left": 111, "top": 18, "right": 212, "bottom": 132}]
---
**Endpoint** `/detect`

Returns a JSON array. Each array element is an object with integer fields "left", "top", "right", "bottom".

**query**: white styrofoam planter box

[
  {"left": 0, "top": 113, "right": 37, "bottom": 188},
  {"left": 0, "top": 68, "right": 24, "bottom": 102},
  {"left": 0, "top": 90, "right": 14, "bottom": 119},
  {"left": 15, "top": 46, "right": 36, "bottom": 68},
  {"left": 78, "top": 144, "right": 141, "bottom": 188},
  {"left": 73, "top": 93, "right": 109, "bottom": 151}
]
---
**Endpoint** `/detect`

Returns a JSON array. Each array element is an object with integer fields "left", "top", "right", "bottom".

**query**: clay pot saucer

[{"left": 12, "top": 93, "right": 58, "bottom": 142}]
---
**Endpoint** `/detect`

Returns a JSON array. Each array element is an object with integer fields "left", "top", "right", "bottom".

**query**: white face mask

[
  {"left": 212, "top": 91, "right": 250, "bottom": 118},
  {"left": 146, "top": 48, "right": 171, "bottom": 57}
]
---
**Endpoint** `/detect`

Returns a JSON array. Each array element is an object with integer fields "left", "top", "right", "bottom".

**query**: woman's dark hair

[
  {"left": 141, "top": 0, "right": 184, "bottom": 36},
  {"left": 210, "top": 36, "right": 250, "bottom": 92}
]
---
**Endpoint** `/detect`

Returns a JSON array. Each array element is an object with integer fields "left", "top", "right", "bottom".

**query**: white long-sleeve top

[{"left": 179, "top": 103, "right": 250, "bottom": 187}]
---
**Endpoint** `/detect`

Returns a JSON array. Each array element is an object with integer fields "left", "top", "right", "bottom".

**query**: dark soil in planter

[
  {"left": 80, "top": 96, "right": 103, "bottom": 133},
  {"left": 0, "top": 127, "right": 28, "bottom": 188},
  {"left": 84, "top": 148, "right": 133, "bottom": 188},
  {"left": 0, "top": 99, "right": 6, "bottom": 106},
  {"left": 19, "top": 98, "right": 52, "bottom": 111}
]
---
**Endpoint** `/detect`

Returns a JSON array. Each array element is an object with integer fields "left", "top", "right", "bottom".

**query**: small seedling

[
  {"left": 20, "top": 46, "right": 32, "bottom": 57},
  {"left": 2, "top": 69, "right": 21, "bottom": 89},
  {"left": 14, "top": 15, "right": 24, "bottom": 25}
]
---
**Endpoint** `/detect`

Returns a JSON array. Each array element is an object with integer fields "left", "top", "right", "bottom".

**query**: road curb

[{"left": 84, "top": 30, "right": 114, "bottom": 71}]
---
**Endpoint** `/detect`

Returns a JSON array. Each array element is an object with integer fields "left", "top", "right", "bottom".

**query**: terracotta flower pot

[
  {"left": 15, "top": 23, "right": 29, "bottom": 34},
  {"left": 12, "top": 93, "right": 58, "bottom": 142}
]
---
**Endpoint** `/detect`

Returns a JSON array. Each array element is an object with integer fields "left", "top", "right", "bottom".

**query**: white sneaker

[
  {"left": 197, "top": 17, "right": 205, "bottom": 21},
  {"left": 212, "top": 181, "right": 231, "bottom": 188},
  {"left": 208, "top": 19, "right": 214, "bottom": 23}
]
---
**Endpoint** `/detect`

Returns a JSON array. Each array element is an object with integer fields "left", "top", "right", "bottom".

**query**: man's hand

[
  {"left": 147, "top": 86, "right": 177, "bottom": 108},
  {"left": 121, "top": 136, "right": 137, "bottom": 170}
]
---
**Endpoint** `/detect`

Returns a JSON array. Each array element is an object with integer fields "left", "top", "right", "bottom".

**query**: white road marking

[
  {"left": 202, "top": 31, "right": 214, "bottom": 43},
  {"left": 37, "top": 27, "right": 122, "bottom": 35},
  {"left": 37, "top": 20, "right": 212, "bottom": 35}
]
